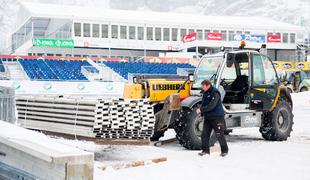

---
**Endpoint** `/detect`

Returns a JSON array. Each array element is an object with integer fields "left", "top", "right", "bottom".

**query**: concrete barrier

[{"left": 0, "top": 121, "right": 94, "bottom": 179}]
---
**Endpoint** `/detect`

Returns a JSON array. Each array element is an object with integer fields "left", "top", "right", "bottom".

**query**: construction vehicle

[
  {"left": 285, "top": 62, "right": 310, "bottom": 93},
  {"left": 125, "top": 43, "right": 294, "bottom": 150}
]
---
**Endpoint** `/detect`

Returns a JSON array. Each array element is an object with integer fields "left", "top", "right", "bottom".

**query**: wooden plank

[
  {"left": 100, "top": 157, "right": 167, "bottom": 171},
  {"left": 41, "top": 131, "right": 150, "bottom": 145}
]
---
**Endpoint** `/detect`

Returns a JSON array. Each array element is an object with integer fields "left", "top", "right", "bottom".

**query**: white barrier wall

[{"left": 0, "top": 80, "right": 125, "bottom": 97}]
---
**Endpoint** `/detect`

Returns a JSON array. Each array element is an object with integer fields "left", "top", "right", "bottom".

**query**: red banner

[
  {"left": 182, "top": 32, "right": 197, "bottom": 43},
  {"left": 207, "top": 32, "right": 222, "bottom": 41},
  {"left": 267, "top": 35, "right": 281, "bottom": 43}
]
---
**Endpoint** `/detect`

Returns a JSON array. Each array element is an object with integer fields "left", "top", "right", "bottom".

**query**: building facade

[{"left": 10, "top": 2, "right": 307, "bottom": 61}]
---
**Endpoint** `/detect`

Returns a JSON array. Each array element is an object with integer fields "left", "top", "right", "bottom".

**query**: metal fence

[{"left": 0, "top": 86, "right": 16, "bottom": 124}]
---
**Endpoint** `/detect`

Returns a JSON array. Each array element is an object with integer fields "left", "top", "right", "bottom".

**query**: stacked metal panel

[
  {"left": 0, "top": 86, "right": 16, "bottom": 124},
  {"left": 16, "top": 96, "right": 155, "bottom": 140}
]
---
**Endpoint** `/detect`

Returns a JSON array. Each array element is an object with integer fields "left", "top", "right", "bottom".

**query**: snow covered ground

[{"left": 53, "top": 92, "right": 310, "bottom": 180}]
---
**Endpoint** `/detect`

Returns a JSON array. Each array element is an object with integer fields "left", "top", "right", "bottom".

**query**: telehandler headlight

[{"left": 188, "top": 74, "right": 194, "bottom": 82}]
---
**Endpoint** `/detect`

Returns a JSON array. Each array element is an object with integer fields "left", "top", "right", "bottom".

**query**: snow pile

[
  {"left": 0, "top": 120, "right": 91, "bottom": 155},
  {"left": 291, "top": 92, "right": 310, "bottom": 110},
  {"left": 55, "top": 92, "right": 310, "bottom": 180}
]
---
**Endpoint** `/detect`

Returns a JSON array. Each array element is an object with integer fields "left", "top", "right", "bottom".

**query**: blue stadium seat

[
  {"left": 0, "top": 60, "right": 5, "bottom": 72},
  {"left": 18, "top": 59, "right": 97, "bottom": 80},
  {"left": 84, "top": 66, "right": 100, "bottom": 73},
  {"left": 101, "top": 61, "right": 195, "bottom": 79}
]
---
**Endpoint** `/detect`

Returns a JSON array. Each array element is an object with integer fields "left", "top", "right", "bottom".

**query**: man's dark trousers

[{"left": 201, "top": 116, "right": 228, "bottom": 154}]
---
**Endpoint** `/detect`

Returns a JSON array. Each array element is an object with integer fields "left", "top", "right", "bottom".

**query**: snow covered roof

[{"left": 18, "top": 2, "right": 304, "bottom": 32}]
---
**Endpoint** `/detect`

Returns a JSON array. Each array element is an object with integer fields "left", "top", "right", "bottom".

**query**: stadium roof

[{"left": 17, "top": 2, "right": 304, "bottom": 32}]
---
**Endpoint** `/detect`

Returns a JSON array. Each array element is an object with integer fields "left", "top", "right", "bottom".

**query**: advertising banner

[
  {"left": 267, "top": 35, "right": 281, "bottom": 43},
  {"left": 33, "top": 38, "right": 74, "bottom": 48},
  {"left": 182, "top": 32, "right": 197, "bottom": 43},
  {"left": 273, "top": 61, "right": 294, "bottom": 71},
  {"left": 233, "top": 34, "right": 265, "bottom": 43},
  {"left": 0, "top": 80, "right": 125, "bottom": 97},
  {"left": 206, "top": 32, "right": 222, "bottom": 40}
]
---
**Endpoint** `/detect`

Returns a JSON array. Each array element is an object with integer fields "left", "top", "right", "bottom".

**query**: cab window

[{"left": 253, "top": 54, "right": 278, "bottom": 86}]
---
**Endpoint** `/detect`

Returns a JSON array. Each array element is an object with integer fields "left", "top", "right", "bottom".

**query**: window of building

[
  {"left": 290, "top": 33, "right": 296, "bottom": 43},
  {"left": 92, "top": 24, "right": 99, "bottom": 38},
  {"left": 221, "top": 30, "right": 227, "bottom": 41},
  {"left": 101, "top": 24, "right": 108, "bottom": 38},
  {"left": 129, "top": 26, "right": 136, "bottom": 40},
  {"left": 111, "top": 25, "right": 118, "bottom": 39},
  {"left": 180, "top": 29, "right": 187, "bottom": 40},
  {"left": 147, "top": 27, "right": 153, "bottom": 40},
  {"left": 171, "top": 28, "right": 178, "bottom": 41},
  {"left": 74, "top": 23, "right": 81, "bottom": 37},
  {"left": 163, "top": 28, "right": 170, "bottom": 41},
  {"left": 188, "top": 29, "right": 194, "bottom": 34},
  {"left": 212, "top": 30, "right": 219, "bottom": 33},
  {"left": 197, "top": 29, "right": 203, "bottom": 40},
  {"left": 120, "top": 25, "right": 127, "bottom": 39},
  {"left": 282, "top": 33, "right": 288, "bottom": 43},
  {"left": 228, "top": 31, "right": 234, "bottom": 41},
  {"left": 83, "top": 23, "right": 90, "bottom": 37},
  {"left": 137, "top": 27, "right": 144, "bottom": 40},
  {"left": 155, "top": 27, "right": 162, "bottom": 41},
  {"left": 204, "top": 29, "right": 210, "bottom": 40}
]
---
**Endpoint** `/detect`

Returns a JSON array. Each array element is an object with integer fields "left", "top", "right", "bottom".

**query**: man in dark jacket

[{"left": 198, "top": 79, "right": 228, "bottom": 157}]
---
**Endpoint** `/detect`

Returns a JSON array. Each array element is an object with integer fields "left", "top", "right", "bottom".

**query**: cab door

[{"left": 249, "top": 53, "right": 280, "bottom": 111}]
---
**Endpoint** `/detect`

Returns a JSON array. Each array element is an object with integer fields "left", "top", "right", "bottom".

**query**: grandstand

[
  {"left": 19, "top": 59, "right": 91, "bottom": 80},
  {"left": 101, "top": 61, "right": 194, "bottom": 79},
  {"left": 0, "top": 56, "right": 195, "bottom": 81}
]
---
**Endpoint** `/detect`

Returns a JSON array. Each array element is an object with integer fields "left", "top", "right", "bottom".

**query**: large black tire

[
  {"left": 287, "top": 88, "right": 293, "bottom": 94},
  {"left": 174, "top": 105, "right": 217, "bottom": 150},
  {"left": 300, "top": 87, "right": 308, "bottom": 92},
  {"left": 260, "top": 99, "right": 293, "bottom": 141}
]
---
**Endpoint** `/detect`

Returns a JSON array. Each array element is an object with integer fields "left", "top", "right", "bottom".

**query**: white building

[{"left": 10, "top": 2, "right": 307, "bottom": 61}]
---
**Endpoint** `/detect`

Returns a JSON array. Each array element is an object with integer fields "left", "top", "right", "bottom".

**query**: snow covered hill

[{"left": 0, "top": 0, "right": 309, "bottom": 52}]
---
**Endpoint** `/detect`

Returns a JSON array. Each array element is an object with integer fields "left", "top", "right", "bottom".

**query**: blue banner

[{"left": 233, "top": 34, "right": 265, "bottom": 43}]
